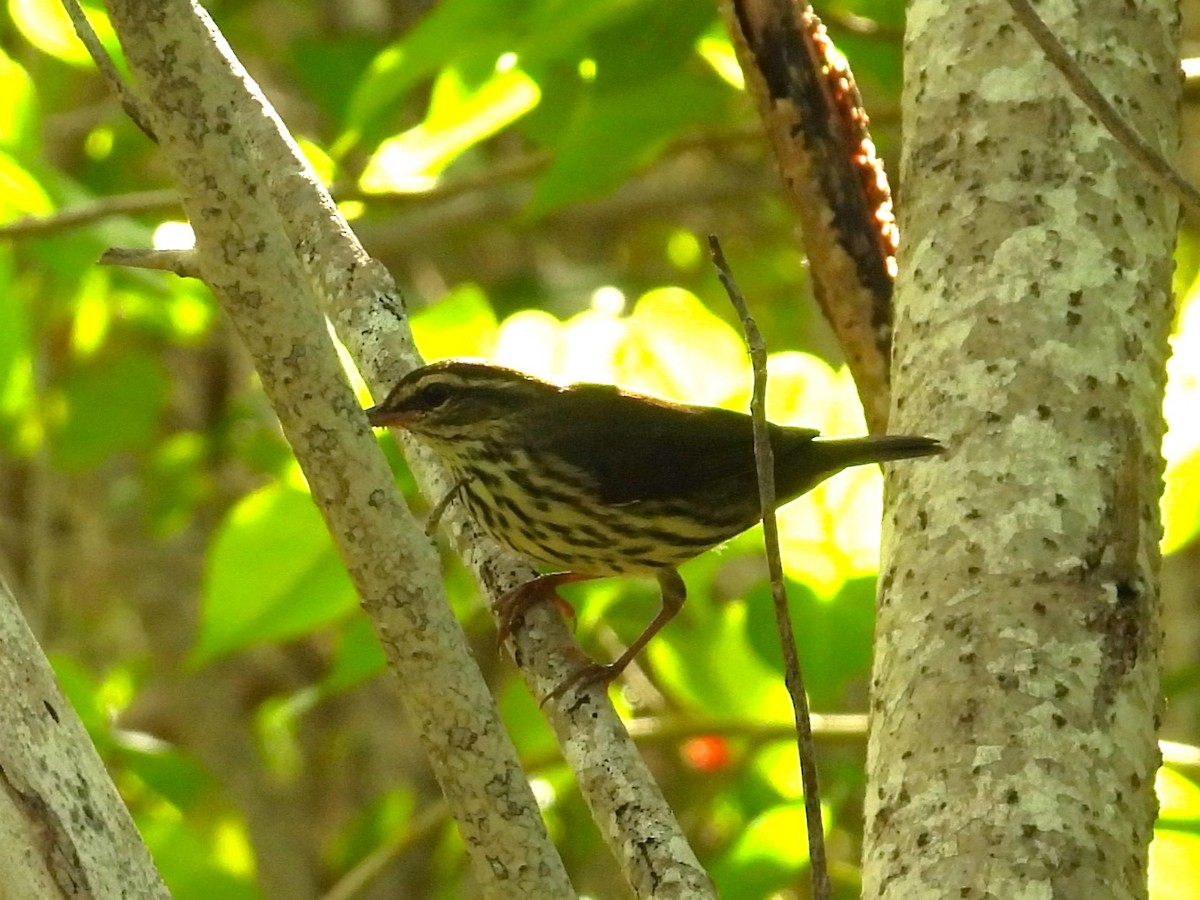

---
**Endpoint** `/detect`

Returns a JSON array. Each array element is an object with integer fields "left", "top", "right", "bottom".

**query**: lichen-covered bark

[
  {"left": 0, "top": 581, "right": 169, "bottom": 899},
  {"left": 101, "top": 3, "right": 577, "bottom": 897},
  {"left": 864, "top": 1, "right": 1180, "bottom": 898}
]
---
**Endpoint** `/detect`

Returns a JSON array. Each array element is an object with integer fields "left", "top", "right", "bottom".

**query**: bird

[{"left": 366, "top": 358, "right": 942, "bottom": 701}]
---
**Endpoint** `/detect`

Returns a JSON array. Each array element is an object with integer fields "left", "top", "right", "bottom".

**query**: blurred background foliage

[{"left": 1, "top": 0, "right": 1198, "bottom": 897}]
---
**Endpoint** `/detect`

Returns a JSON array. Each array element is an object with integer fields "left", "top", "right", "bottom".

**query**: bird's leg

[
  {"left": 544, "top": 568, "right": 686, "bottom": 705},
  {"left": 424, "top": 477, "right": 466, "bottom": 537},
  {"left": 495, "top": 572, "right": 594, "bottom": 646}
]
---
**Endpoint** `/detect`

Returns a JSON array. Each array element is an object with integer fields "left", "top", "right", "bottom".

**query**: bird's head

[{"left": 366, "top": 359, "right": 556, "bottom": 443}]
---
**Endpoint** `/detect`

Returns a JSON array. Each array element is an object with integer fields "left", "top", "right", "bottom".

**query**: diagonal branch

[
  {"left": 82, "top": 0, "right": 714, "bottom": 895},
  {"left": 93, "top": 1, "right": 572, "bottom": 896}
]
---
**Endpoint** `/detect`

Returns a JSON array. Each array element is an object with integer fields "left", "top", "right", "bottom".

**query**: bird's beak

[{"left": 365, "top": 405, "right": 410, "bottom": 428}]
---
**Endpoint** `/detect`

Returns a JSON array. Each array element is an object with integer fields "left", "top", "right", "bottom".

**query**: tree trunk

[{"left": 863, "top": 1, "right": 1180, "bottom": 897}]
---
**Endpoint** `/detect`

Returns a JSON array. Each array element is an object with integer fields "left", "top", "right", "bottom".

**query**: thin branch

[
  {"left": 60, "top": 0, "right": 156, "bottom": 142},
  {"left": 88, "top": 3, "right": 577, "bottom": 896},
  {"left": 1005, "top": 0, "right": 1200, "bottom": 216},
  {"left": 319, "top": 802, "right": 448, "bottom": 900},
  {"left": 709, "top": 234, "right": 832, "bottom": 900},
  {"left": 0, "top": 189, "right": 180, "bottom": 238},
  {"left": 0, "top": 126, "right": 767, "bottom": 241},
  {"left": 81, "top": 0, "right": 714, "bottom": 894},
  {"left": 98, "top": 246, "right": 200, "bottom": 278}
]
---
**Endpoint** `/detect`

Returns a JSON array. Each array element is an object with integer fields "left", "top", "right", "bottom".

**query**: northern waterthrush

[{"left": 367, "top": 359, "right": 942, "bottom": 699}]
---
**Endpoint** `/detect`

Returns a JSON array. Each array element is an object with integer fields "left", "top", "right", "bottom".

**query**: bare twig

[
  {"left": 0, "top": 189, "right": 181, "bottom": 238},
  {"left": 60, "top": 0, "right": 157, "bottom": 141},
  {"left": 709, "top": 234, "right": 832, "bottom": 900},
  {"left": 1005, "top": 0, "right": 1200, "bottom": 215},
  {"left": 98, "top": 246, "right": 200, "bottom": 278}
]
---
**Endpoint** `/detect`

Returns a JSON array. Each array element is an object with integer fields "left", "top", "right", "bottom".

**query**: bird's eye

[{"left": 418, "top": 383, "right": 452, "bottom": 410}]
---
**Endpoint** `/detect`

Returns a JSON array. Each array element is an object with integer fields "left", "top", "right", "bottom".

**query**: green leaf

[
  {"left": 289, "top": 35, "right": 385, "bottom": 128},
  {"left": 0, "top": 148, "right": 52, "bottom": 221},
  {"left": 341, "top": 0, "right": 536, "bottom": 152},
  {"left": 1152, "top": 769, "right": 1200, "bottom": 898},
  {"left": 744, "top": 576, "right": 876, "bottom": 710},
  {"left": 650, "top": 575, "right": 793, "bottom": 719},
  {"left": 359, "top": 65, "right": 540, "bottom": 191},
  {"left": 9, "top": 0, "right": 121, "bottom": 69},
  {"left": 115, "top": 735, "right": 218, "bottom": 811},
  {"left": 710, "top": 802, "right": 812, "bottom": 899},
  {"left": 412, "top": 282, "right": 500, "bottom": 362},
  {"left": 527, "top": 65, "right": 728, "bottom": 217},
  {"left": 0, "top": 249, "right": 34, "bottom": 452},
  {"left": 1163, "top": 451, "right": 1200, "bottom": 555},
  {"left": 50, "top": 349, "right": 169, "bottom": 470},
  {"left": 192, "top": 482, "right": 358, "bottom": 665},
  {"left": 137, "top": 813, "right": 260, "bottom": 900},
  {"left": 0, "top": 47, "right": 38, "bottom": 151},
  {"left": 320, "top": 613, "right": 387, "bottom": 695},
  {"left": 327, "top": 789, "right": 416, "bottom": 874},
  {"left": 48, "top": 655, "right": 112, "bottom": 750}
]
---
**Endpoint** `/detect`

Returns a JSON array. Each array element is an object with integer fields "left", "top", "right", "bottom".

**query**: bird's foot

[
  {"left": 541, "top": 661, "right": 618, "bottom": 707},
  {"left": 494, "top": 572, "right": 589, "bottom": 648}
]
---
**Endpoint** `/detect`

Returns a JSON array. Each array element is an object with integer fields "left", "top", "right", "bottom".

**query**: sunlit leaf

[
  {"left": 772, "top": 361, "right": 883, "bottom": 597},
  {"left": 0, "top": 47, "right": 37, "bottom": 150},
  {"left": 360, "top": 66, "right": 539, "bottom": 192},
  {"left": 697, "top": 29, "right": 744, "bottom": 89},
  {"left": 619, "top": 287, "right": 748, "bottom": 406},
  {"left": 1165, "top": 285, "right": 1200, "bottom": 464},
  {"left": 1163, "top": 286, "right": 1200, "bottom": 554},
  {"left": 10, "top": 0, "right": 120, "bottom": 69},
  {"left": 0, "top": 249, "right": 34, "bottom": 450},
  {"left": 0, "top": 148, "right": 52, "bottom": 221},
  {"left": 138, "top": 813, "right": 261, "bottom": 900},
  {"left": 193, "top": 482, "right": 358, "bottom": 665},
  {"left": 412, "top": 283, "right": 499, "bottom": 361},
  {"left": 710, "top": 802, "right": 813, "bottom": 900},
  {"left": 493, "top": 308, "right": 567, "bottom": 378},
  {"left": 1163, "top": 452, "right": 1200, "bottom": 556},
  {"left": 557, "top": 309, "right": 631, "bottom": 382},
  {"left": 1151, "top": 768, "right": 1200, "bottom": 899},
  {"left": 341, "top": 0, "right": 530, "bottom": 150}
]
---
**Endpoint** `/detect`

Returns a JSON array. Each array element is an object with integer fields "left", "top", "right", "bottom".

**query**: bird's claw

[
  {"left": 540, "top": 662, "right": 616, "bottom": 707},
  {"left": 494, "top": 572, "right": 586, "bottom": 650}
]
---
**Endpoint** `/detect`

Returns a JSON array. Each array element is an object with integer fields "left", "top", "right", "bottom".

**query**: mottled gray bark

[{"left": 864, "top": 1, "right": 1180, "bottom": 898}]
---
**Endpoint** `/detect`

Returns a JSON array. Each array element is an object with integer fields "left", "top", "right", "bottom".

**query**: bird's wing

[{"left": 528, "top": 383, "right": 819, "bottom": 505}]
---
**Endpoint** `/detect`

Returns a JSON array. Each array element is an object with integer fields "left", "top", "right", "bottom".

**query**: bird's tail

[{"left": 806, "top": 435, "right": 944, "bottom": 473}]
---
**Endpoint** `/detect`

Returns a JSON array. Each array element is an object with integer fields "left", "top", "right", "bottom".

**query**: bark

[
  {"left": 91, "top": 1, "right": 715, "bottom": 897},
  {"left": 863, "top": 1, "right": 1180, "bottom": 898},
  {"left": 720, "top": 0, "right": 898, "bottom": 433},
  {"left": 0, "top": 579, "right": 170, "bottom": 899},
  {"left": 100, "top": 2, "right": 574, "bottom": 897}
]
